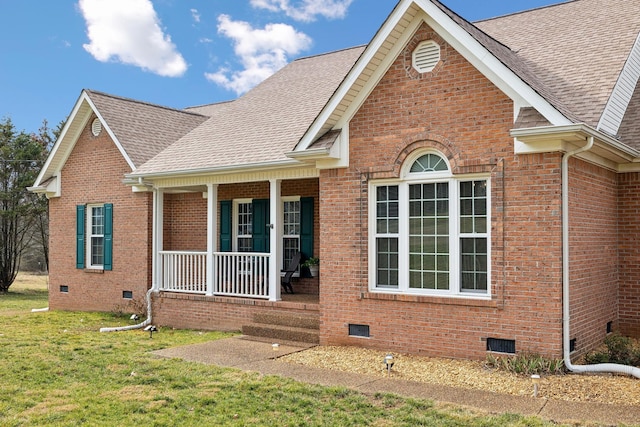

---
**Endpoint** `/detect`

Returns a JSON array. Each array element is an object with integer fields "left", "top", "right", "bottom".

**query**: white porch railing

[{"left": 159, "top": 251, "right": 270, "bottom": 299}]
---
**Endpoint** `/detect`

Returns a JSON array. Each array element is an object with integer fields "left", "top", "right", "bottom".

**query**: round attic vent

[
  {"left": 412, "top": 40, "right": 440, "bottom": 73},
  {"left": 91, "top": 118, "right": 102, "bottom": 136}
]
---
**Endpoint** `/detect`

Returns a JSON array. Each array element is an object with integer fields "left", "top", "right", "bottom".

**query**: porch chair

[{"left": 281, "top": 252, "right": 302, "bottom": 294}]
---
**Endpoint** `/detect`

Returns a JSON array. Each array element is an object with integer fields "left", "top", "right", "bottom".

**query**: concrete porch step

[
  {"left": 242, "top": 323, "right": 320, "bottom": 344},
  {"left": 252, "top": 311, "right": 320, "bottom": 330}
]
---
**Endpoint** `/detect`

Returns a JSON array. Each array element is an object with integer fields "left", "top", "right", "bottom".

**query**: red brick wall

[
  {"left": 48, "top": 115, "right": 152, "bottom": 312},
  {"left": 619, "top": 172, "right": 640, "bottom": 337},
  {"left": 318, "top": 23, "right": 566, "bottom": 359},
  {"left": 568, "top": 159, "right": 619, "bottom": 353},
  {"left": 164, "top": 193, "right": 207, "bottom": 251}
]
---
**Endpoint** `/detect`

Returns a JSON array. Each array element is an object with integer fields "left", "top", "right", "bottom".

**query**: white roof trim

[
  {"left": 598, "top": 32, "right": 640, "bottom": 136},
  {"left": 295, "top": 0, "right": 571, "bottom": 153},
  {"left": 32, "top": 90, "right": 135, "bottom": 190}
]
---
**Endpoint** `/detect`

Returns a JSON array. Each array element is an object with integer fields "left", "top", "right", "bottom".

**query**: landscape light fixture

[
  {"left": 144, "top": 324, "right": 157, "bottom": 338},
  {"left": 384, "top": 354, "right": 394, "bottom": 376},
  {"left": 531, "top": 374, "right": 541, "bottom": 397}
]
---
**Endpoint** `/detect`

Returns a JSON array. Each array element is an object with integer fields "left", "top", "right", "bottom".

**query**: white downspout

[
  {"left": 562, "top": 135, "right": 640, "bottom": 378},
  {"left": 100, "top": 288, "right": 154, "bottom": 332}
]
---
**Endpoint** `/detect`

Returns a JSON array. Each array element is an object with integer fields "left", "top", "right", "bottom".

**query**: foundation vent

[
  {"left": 60, "top": 285, "right": 69, "bottom": 293},
  {"left": 122, "top": 290, "right": 133, "bottom": 299},
  {"left": 348, "top": 324, "right": 370, "bottom": 338},
  {"left": 486, "top": 338, "right": 515, "bottom": 354},
  {"left": 607, "top": 321, "right": 613, "bottom": 334}
]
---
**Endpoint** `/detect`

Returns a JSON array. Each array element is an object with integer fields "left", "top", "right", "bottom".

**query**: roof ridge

[
  {"left": 294, "top": 45, "right": 366, "bottom": 62},
  {"left": 474, "top": 0, "right": 577, "bottom": 24},
  {"left": 185, "top": 99, "right": 235, "bottom": 110},
  {"left": 84, "top": 89, "right": 208, "bottom": 118}
]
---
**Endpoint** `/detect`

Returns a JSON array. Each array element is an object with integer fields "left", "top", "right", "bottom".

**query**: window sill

[
  {"left": 83, "top": 268, "right": 104, "bottom": 274},
  {"left": 361, "top": 291, "right": 498, "bottom": 308}
]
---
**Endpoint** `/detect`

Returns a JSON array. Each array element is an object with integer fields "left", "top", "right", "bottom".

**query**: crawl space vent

[
  {"left": 91, "top": 118, "right": 102, "bottom": 136},
  {"left": 122, "top": 290, "right": 133, "bottom": 299},
  {"left": 348, "top": 324, "right": 370, "bottom": 338},
  {"left": 412, "top": 40, "right": 441, "bottom": 73},
  {"left": 486, "top": 338, "right": 516, "bottom": 354}
]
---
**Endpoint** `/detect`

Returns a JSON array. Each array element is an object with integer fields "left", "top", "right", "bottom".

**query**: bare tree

[{"left": 0, "top": 118, "right": 51, "bottom": 292}]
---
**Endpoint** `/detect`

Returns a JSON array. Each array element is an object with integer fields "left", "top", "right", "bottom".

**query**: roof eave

[
  {"left": 125, "top": 159, "right": 305, "bottom": 183},
  {"left": 512, "top": 123, "right": 640, "bottom": 169}
]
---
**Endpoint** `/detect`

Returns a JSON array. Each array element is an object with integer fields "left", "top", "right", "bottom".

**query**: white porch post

[
  {"left": 206, "top": 184, "right": 218, "bottom": 296},
  {"left": 268, "top": 179, "right": 283, "bottom": 301},
  {"left": 152, "top": 188, "right": 164, "bottom": 291}
]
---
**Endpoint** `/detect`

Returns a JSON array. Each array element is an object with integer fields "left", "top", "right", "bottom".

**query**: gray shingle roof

[
  {"left": 86, "top": 90, "right": 209, "bottom": 167},
  {"left": 122, "top": 0, "right": 640, "bottom": 176},
  {"left": 475, "top": 0, "right": 640, "bottom": 128},
  {"left": 132, "top": 47, "right": 364, "bottom": 175}
]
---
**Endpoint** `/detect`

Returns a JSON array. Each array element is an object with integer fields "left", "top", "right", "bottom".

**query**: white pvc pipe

[
  {"left": 31, "top": 307, "right": 49, "bottom": 312},
  {"left": 562, "top": 136, "right": 640, "bottom": 378},
  {"left": 100, "top": 288, "right": 154, "bottom": 333}
]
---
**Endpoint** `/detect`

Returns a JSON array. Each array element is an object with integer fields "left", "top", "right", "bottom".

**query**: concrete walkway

[{"left": 153, "top": 336, "right": 640, "bottom": 426}]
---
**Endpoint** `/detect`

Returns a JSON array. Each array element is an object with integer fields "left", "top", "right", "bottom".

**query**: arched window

[
  {"left": 370, "top": 150, "right": 490, "bottom": 298},
  {"left": 409, "top": 153, "right": 448, "bottom": 173}
]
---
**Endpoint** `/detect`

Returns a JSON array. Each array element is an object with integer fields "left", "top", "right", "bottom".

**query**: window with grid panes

[{"left": 371, "top": 152, "right": 490, "bottom": 297}]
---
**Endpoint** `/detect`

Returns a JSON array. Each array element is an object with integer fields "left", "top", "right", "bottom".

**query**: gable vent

[
  {"left": 412, "top": 40, "right": 440, "bottom": 73},
  {"left": 91, "top": 118, "right": 102, "bottom": 136}
]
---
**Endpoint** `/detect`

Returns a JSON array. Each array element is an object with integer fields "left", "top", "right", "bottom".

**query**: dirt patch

[{"left": 280, "top": 346, "right": 640, "bottom": 405}]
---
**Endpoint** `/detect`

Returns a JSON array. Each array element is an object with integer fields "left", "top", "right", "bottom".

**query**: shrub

[
  {"left": 485, "top": 353, "right": 565, "bottom": 375},
  {"left": 584, "top": 333, "right": 640, "bottom": 367}
]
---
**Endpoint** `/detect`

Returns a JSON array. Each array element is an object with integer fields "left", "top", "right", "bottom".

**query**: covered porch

[{"left": 147, "top": 172, "right": 320, "bottom": 303}]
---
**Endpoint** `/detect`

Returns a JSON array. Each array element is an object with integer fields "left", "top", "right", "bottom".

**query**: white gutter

[
  {"left": 100, "top": 288, "right": 155, "bottom": 333},
  {"left": 562, "top": 136, "right": 640, "bottom": 378}
]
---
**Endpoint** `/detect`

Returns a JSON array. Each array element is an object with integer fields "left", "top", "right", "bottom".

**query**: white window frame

[
  {"left": 282, "top": 196, "right": 301, "bottom": 274},
  {"left": 233, "top": 199, "right": 253, "bottom": 252},
  {"left": 368, "top": 151, "right": 491, "bottom": 299},
  {"left": 86, "top": 204, "right": 105, "bottom": 270}
]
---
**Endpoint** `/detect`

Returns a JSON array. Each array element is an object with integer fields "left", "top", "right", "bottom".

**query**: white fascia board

[
  {"left": 33, "top": 91, "right": 90, "bottom": 187},
  {"left": 295, "top": 1, "right": 416, "bottom": 152},
  {"left": 83, "top": 95, "right": 136, "bottom": 171},
  {"left": 33, "top": 90, "right": 136, "bottom": 190}
]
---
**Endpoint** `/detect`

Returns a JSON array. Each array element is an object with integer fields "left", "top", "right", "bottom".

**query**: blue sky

[{"left": 1, "top": 0, "right": 563, "bottom": 134}]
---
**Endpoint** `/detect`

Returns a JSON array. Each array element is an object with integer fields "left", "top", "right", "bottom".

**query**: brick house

[{"left": 31, "top": 0, "right": 640, "bottom": 362}]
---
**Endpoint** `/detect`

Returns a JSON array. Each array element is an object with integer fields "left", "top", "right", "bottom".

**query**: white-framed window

[
  {"left": 283, "top": 197, "right": 301, "bottom": 268},
  {"left": 369, "top": 151, "right": 490, "bottom": 298},
  {"left": 234, "top": 200, "right": 253, "bottom": 252},
  {"left": 87, "top": 204, "right": 105, "bottom": 268}
]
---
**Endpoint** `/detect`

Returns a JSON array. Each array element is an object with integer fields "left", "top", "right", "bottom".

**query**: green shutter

[
  {"left": 252, "top": 199, "right": 270, "bottom": 253},
  {"left": 220, "top": 200, "right": 232, "bottom": 252},
  {"left": 300, "top": 197, "right": 314, "bottom": 259},
  {"left": 103, "top": 203, "right": 113, "bottom": 271},
  {"left": 76, "top": 205, "right": 85, "bottom": 269}
]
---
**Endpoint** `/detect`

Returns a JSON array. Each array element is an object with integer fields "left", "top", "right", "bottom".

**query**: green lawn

[{"left": 0, "top": 275, "right": 561, "bottom": 426}]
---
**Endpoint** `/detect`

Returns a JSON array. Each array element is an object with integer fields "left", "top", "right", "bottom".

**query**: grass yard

[{"left": 0, "top": 275, "right": 562, "bottom": 426}]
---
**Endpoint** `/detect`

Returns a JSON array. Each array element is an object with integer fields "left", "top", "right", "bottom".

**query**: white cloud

[
  {"left": 250, "top": 0, "right": 354, "bottom": 22},
  {"left": 79, "top": 0, "right": 187, "bottom": 77},
  {"left": 205, "top": 14, "right": 311, "bottom": 94},
  {"left": 191, "top": 8, "right": 201, "bottom": 24}
]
